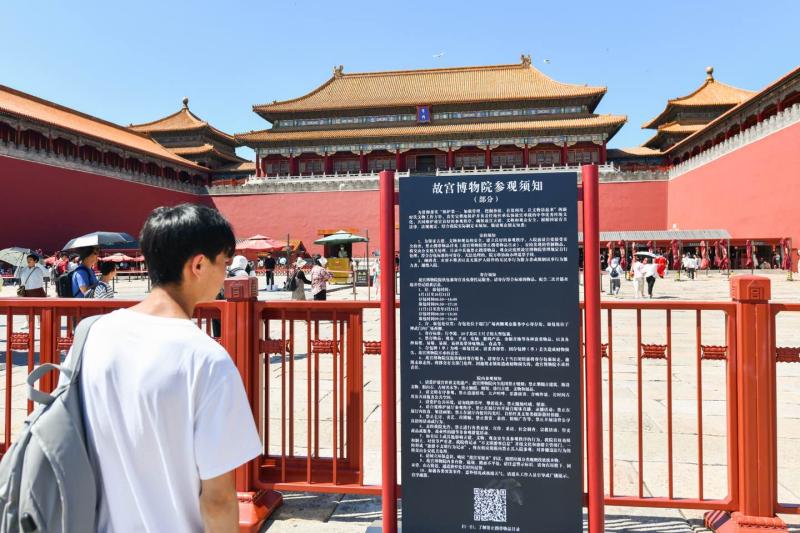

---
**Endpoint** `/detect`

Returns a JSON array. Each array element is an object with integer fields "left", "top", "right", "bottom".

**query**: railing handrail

[{"left": 1, "top": 297, "right": 735, "bottom": 312}]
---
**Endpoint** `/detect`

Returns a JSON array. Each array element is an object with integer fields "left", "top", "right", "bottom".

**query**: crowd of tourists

[
  {"left": 603, "top": 252, "right": 709, "bottom": 299},
  {"left": 8, "top": 248, "right": 118, "bottom": 299}
]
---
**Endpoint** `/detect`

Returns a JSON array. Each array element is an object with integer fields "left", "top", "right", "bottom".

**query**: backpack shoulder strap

[
  {"left": 27, "top": 315, "right": 102, "bottom": 405},
  {"left": 64, "top": 315, "right": 103, "bottom": 385}
]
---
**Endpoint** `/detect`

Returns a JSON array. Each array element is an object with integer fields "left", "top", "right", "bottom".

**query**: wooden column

[
  {"left": 447, "top": 147, "right": 454, "bottom": 169},
  {"left": 599, "top": 143, "right": 607, "bottom": 164},
  {"left": 523, "top": 144, "right": 530, "bottom": 167},
  {"left": 395, "top": 149, "right": 403, "bottom": 172},
  {"left": 561, "top": 144, "right": 569, "bottom": 165},
  {"left": 484, "top": 146, "right": 491, "bottom": 168},
  {"left": 255, "top": 152, "right": 261, "bottom": 177},
  {"left": 324, "top": 152, "right": 332, "bottom": 174},
  {"left": 359, "top": 151, "right": 367, "bottom": 173}
]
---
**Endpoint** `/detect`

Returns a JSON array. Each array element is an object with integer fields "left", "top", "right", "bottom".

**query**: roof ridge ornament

[
  {"left": 706, "top": 66, "right": 714, "bottom": 81},
  {"left": 521, "top": 54, "right": 532, "bottom": 67},
  {"left": 333, "top": 65, "right": 344, "bottom": 78},
  {"left": 182, "top": 96, "right": 189, "bottom": 109}
]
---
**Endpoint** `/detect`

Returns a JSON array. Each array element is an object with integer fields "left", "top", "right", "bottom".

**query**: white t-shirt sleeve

[{"left": 193, "top": 364, "right": 262, "bottom": 480}]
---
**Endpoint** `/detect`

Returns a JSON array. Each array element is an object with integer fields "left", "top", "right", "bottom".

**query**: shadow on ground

[{"left": 258, "top": 493, "right": 795, "bottom": 532}]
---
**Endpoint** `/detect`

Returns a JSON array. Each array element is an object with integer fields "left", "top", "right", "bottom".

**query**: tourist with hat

[{"left": 288, "top": 257, "right": 310, "bottom": 300}]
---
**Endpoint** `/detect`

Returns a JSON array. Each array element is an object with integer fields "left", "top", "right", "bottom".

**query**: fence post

[
  {"left": 222, "top": 278, "right": 283, "bottom": 532},
  {"left": 706, "top": 275, "right": 788, "bottom": 532},
  {"left": 582, "top": 164, "right": 605, "bottom": 533},
  {"left": 378, "top": 169, "right": 398, "bottom": 533}
]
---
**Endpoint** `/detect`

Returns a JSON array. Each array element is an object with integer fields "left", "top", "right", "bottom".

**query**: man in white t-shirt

[
  {"left": 643, "top": 257, "right": 659, "bottom": 298},
  {"left": 66, "top": 204, "right": 261, "bottom": 532}
]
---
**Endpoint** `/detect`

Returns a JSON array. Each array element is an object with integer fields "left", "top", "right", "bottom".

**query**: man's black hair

[
  {"left": 140, "top": 203, "right": 236, "bottom": 286},
  {"left": 78, "top": 247, "right": 97, "bottom": 261},
  {"left": 26, "top": 254, "right": 38, "bottom": 262},
  {"left": 99, "top": 261, "right": 117, "bottom": 276}
]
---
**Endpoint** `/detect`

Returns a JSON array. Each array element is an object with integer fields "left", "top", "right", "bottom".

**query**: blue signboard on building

[{"left": 417, "top": 105, "right": 431, "bottom": 124}]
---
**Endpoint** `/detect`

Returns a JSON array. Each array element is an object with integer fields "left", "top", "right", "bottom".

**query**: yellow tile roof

[
  {"left": 130, "top": 99, "right": 236, "bottom": 143},
  {"left": 607, "top": 146, "right": 662, "bottom": 157},
  {"left": 254, "top": 58, "right": 606, "bottom": 114},
  {"left": 214, "top": 160, "right": 256, "bottom": 173},
  {"left": 643, "top": 68, "right": 754, "bottom": 129},
  {"left": 170, "top": 143, "right": 246, "bottom": 163},
  {"left": 237, "top": 114, "right": 626, "bottom": 145},
  {"left": 0, "top": 85, "right": 204, "bottom": 170},
  {"left": 657, "top": 122, "right": 704, "bottom": 134}
]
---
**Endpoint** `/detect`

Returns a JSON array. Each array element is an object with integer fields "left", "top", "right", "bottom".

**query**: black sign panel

[{"left": 400, "top": 172, "right": 581, "bottom": 532}]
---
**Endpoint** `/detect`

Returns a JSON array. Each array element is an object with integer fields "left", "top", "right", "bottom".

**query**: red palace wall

[
  {"left": 213, "top": 180, "right": 668, "bottom": 256},
  {"left": 582, "top": 179, "right": 667, "bottom": 232},
  {"left": 0, "top": 155, "right": 207, "bottom": 251},
  {"left": 667, "top": 121, "right": 800, "bottom": 253},
  {"left": 0, "top": 154, "right": 670, "bottom": 255},
  {"left": 211, "top": 190, "right": 384, "bottom": 256}
]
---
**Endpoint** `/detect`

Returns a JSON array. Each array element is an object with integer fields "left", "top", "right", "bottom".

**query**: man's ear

[{"left": 185, "top": 254, "right": 206, "bottom": 282}]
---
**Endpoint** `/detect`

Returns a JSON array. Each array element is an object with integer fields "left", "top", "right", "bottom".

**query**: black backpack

[
  {"left": 609, "top": 266, "right": 620, "bottom": 278},
  {"left": 55, "top": 271, "right": 75, "bottom": 297},
  {"left": 55, "top": 266, "right": 89, "bottom": 298}
]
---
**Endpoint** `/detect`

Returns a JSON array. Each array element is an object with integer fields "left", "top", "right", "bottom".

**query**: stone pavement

[{"left": 1, "top": 270, "right": 799, "bottom": 532}]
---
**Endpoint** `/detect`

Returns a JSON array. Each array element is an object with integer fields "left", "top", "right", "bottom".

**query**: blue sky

[{"left": 2, "top": 0, "right": 798, "bottom": 159}]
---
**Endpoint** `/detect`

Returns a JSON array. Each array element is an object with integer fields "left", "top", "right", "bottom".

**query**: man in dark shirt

[{"left": 263, "top": 252, "right": 277, "bottom": 291}]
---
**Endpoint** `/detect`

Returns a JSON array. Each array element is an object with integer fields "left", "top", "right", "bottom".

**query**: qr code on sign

[{"left": 473, "top": 488, "right": 506, "bottom": 523}]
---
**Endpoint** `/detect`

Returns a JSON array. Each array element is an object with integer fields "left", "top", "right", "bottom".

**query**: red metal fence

[
  {"left": 0, "top": 278, "right": 797, "bottom": 531},
  {"left": 578, "top": 301, "right": 740, "bottom": 513}
]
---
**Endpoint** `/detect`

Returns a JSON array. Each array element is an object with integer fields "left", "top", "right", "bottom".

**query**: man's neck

[{"left": 130, "top": 286, "right": 197, "bottom": 319}]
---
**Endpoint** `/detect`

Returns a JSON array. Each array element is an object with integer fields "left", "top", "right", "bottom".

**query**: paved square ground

[{"left": 1, "top": 269, "right": 798, "bottom": 531}]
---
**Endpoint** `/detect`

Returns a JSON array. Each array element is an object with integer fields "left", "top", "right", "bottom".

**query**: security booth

[{"left": 314, "top": 229, "right": 370, "bottom": 285}]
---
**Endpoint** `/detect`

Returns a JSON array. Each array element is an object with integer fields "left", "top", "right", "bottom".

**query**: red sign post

[
  {"left": 582, "top": 164, "right": 605, "bottom": 533},
  {"left": 378, "top": 170, "right": 398, "bottom": 532}
]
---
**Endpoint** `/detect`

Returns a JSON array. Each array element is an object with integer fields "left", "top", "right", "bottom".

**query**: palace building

[
  {"left": 607, "top": 67, "right": 754, "bottom": 171},
  {"left": 130, "top": 98, "right": 254, "bottom": 179},
  {"left": 0, "top": 84, "right": 210, "bottom": 185},
  {"left": 236, "top": 55, "right": 626, "bottom": 176},
  {"left": 642, "top": 67, "right": 754, "bottom": 152},
  {"left": 0, "top": 58, "right": 799, "bottom": 270}
]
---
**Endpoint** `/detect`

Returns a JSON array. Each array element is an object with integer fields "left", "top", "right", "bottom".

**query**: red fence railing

[
  {"left": 770, "top": 302, "right": 800, "bottom": 516},
  {"left": 578, "top": 302, "right": 739, "bottom": 513},
  {"left": 0, "top": 274, "right": 796, "bottom": 531}
]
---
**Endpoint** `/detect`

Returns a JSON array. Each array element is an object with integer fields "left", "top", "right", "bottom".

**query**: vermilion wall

[
  {"left": 213, "top": 180, "right": 669, "bottom": 256},
  {"left": 0, "top": 155, "right": 206, "bottom": 251},
  {"left": 667, "top": 121, "right": 800, "bottom": 260},
  {"left": 211, "top": 190, "right": 384, "bottom": 256},
  {"left": 582, "top": 179, "right": 668, "bottom": 232},
  {"left": 0, "top": 153, "right": 669, "bottom": 255}
]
